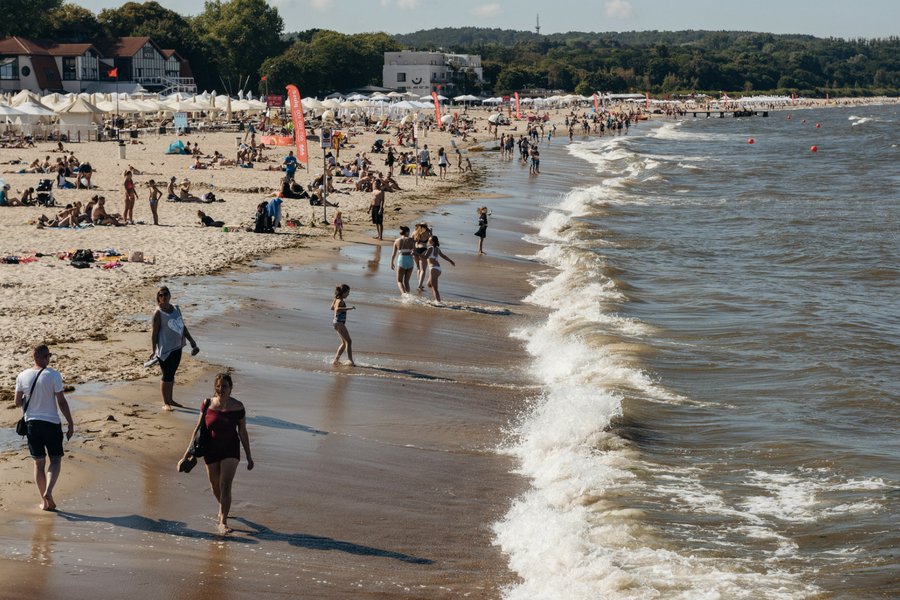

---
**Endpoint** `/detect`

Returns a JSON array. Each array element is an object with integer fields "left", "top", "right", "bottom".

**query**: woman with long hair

[
  {"left": 331, "top": 284, "right": 356, "bottom": 366},
  {"left": 425, "top": 236, "right": 455, "bottom": 303},
  {"left": 390, "top": 225, "right": 416, "bottom": 294},
  {"left": 180, "top": 373, "right": 253, "bottom": 535},
  {"left": 149, "top": 286, "right": 199, "bottom": 410},
  {"left": 412, "top": 222, "right": 432, "bottom": 291}
]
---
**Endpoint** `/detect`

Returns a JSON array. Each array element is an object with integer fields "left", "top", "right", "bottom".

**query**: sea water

[{"left": 495, "top": 105, "right": 899, "bottom": 599}]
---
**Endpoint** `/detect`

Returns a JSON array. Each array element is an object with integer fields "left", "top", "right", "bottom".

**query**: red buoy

[
  {"left": 815, "top": 123, "right": 821, "bottom": 128},
  {"left": 748, "top": 138, "right": 755, "bottom": 144},
  {"left": 802, "top": 119, "right": 807, "bottom": 123},
  {"left": 810, "top": 145, "right": 818, "bottom": 152}
]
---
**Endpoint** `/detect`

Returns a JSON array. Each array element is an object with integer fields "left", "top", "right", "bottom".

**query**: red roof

[
  {"left": 0, "top": 36, "right": 99, "bottom": 57},
  {"left": 94, "top": 36, "right": 163, "bottom": 59}
]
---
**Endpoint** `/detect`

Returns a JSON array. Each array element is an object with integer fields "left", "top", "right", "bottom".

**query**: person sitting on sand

[
  {"left": 0, "top": 183, "right": 20, "bottom": 206},
  {"left": 192, "top": 156, "right": 207, "bottom": 170},
  {"left": 279, "top": 176, "right": 309, "bottom": 200},
  {"left": 56, "top": 167, "right": 75, "bottom": 190},
  {"left": 37, "top": 202, "right": 81, "bottom": 228},
  {"left": 197, "top": 210, "right": 224, "bottom": 228},
  {"left": 92, "top": 197, "right": 124, "bottom": 226},
  {"left": 254, "top": 201, "right": 273, "bottom": 233},
  {"left": 179, "top": 179, "right": 201, "bottom": 202},
  {"left": 78, "top": 197, "right": 97, "bottom": 224},
  {"left": 166, "top": 176, "right": 178, "bottom": 200},
  {"left": 6, "top": 159, "right": 43, "bottom": 174},
  {"left": 76, "top": 161, "right": 93, "bottom": 189}
]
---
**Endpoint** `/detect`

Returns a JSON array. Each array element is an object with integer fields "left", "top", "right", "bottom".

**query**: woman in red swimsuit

[{"left": 185, "top": 373, "right": 254, "bottom": 534}]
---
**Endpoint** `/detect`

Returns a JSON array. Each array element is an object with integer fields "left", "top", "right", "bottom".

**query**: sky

[{"left": 76, "top": 0, "right": 899, "bottom": 39}]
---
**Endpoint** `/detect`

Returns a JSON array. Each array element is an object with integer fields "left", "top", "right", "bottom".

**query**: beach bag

[
  {"left": 188, "top": 399, "right": 212, "bottom": 457},
  {"left": 16, "top": 368, "right": 46, "bottom": 436},
  {"left": 73, "top": 249, "right": 94, "bottom": 263}
]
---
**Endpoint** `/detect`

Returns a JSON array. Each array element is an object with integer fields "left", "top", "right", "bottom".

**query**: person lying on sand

[
  {"left": 37, "top": 202, "right": 82, "bottom": 228},
  {"left": 197, "top": 210, "right": 225, "bottom": 228}
]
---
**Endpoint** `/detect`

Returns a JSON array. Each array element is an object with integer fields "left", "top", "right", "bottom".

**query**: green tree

[
  {"left": 47, "top": 3, "right": 102, "bottom": 41},
  {"left": 0, "top": 0, "right": 63, "bottom": 37},
  {"left": 193, "top": 0, "right": 286, "bottom": 92}
]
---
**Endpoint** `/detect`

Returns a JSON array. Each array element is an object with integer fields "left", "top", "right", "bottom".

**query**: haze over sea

[{"left": 495, "top": 105, "right": 899, "bottom": 599}]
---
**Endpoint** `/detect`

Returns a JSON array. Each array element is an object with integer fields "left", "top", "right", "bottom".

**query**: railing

[{"left": 136, "top": 76, "right": 197, "bottom": 94}]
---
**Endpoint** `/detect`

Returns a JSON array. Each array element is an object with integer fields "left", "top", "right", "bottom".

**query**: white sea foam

[{"left": 650, "top": 121, "right": 734, "bottom": 142}]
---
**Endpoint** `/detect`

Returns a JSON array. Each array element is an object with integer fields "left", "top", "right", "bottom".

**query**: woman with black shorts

[{"left": 150, "top": 286, "right": 199, "bottom": 411}]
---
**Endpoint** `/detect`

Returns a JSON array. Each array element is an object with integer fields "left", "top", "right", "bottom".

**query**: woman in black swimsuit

[
  {"left": 413, "top": 222, "right": 432, "bottom": 291},
  {"left": 331, "top": 284, "right": 356, "bottom": 366}
]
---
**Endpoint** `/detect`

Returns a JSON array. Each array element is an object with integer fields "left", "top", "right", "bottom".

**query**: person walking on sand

[
  {"left": 15, "top": 344, "right": 74, "bottom": 511},
  {"left": 369, "top": 179, "right": 385, "bottom": 240},
  {"left": 474, "top": 206, "right": 489, "bottom": 254},
  {"left": 149, "top": 286, "right": 200, "bottom": 411},
  {"left": 148, "top": 179, "right": 161, "bottom": 225},
  {"left": 332, "top": 210, "right": 344, "bottom": 240},
  {"left": 123, "top": 170, "right": 137, "bottom": 224},
  {"left": 425, "top": 236, "right": 455, "bottom": 303},
  {"left": 390, "top": 225, "right": 416, "bottom": 294},
  {"left": 437, "top": 147, "right": 448, "bottom": 180},
  {"left": 331, "top": 284, "right": 356, "bottom": 366},
  {"left": 180, "top": 373, "right": 253, "bottom": 535}
]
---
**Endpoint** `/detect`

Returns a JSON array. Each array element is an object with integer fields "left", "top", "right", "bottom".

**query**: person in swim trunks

[
  {"left": 390, "top": 225, "right": 416, "bottom": 294},
  {"left": 369, "top": 179, "right": 385, "bottom": 240}
]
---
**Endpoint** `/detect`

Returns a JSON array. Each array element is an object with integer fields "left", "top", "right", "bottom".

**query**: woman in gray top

[{"left": 150, "top": 286, "right": 199, "bottom": 411}]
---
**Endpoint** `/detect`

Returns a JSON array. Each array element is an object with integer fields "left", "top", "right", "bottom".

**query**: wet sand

[{"left": 0, "top": 143, "right": 565, "bottom": 598}]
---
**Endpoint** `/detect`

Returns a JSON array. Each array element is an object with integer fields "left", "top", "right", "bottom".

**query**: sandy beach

[{"left": 0, "top": 109, "right": 537, "bottom": 598}]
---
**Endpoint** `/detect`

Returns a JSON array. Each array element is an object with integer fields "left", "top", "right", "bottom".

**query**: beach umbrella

[
  {"left": 386, "top": 91, "right": 406, "bottom": 99},
  {"left": 0, "top": 104, "right": 26, "bottom": 117},
  {"left": 321, "top": 109, "right": 335, "bottom": 122},
  {"left": 453, "top": 94, "right": 480, "bottom": 102},
  {"left": 440, "top": 114, "right": 453, "bottom": 125},
  {"left": 321, "top": 98, "right": 341, "bottom": 110},
  {"left": 487, "top": 113, "right": 502, "bottom": 124}
]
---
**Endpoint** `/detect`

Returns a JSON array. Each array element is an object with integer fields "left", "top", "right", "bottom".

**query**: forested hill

[
  {"left": 394, "top": 28, "right": 819, "bottom": 49},
  {"left": 392, "top": 27, "right": 900, "bottom": 96}
]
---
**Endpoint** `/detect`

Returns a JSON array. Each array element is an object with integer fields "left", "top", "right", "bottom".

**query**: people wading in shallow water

[
  {"left": 390, "top": 225, "right": 416, "bottom": 294},
  {"left": 150, "top": 286, "right": 199, "bottom": 410},
  {"left": 180, "top": 373, "right": 253, "bottom": 535},
  {"left": 425, "top": 236, "right": 455, "bottom": 303},
  {"left": 331, "top": 284, "right": 356, "bottom": 366}
]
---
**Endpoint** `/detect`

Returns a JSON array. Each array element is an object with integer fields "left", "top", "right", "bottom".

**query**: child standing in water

[
  {"left": 331, "top": 284, "right": 355, "bottom": 366},
  {"left": 332, "top": 210, "right": 343, "bottom": 240}
]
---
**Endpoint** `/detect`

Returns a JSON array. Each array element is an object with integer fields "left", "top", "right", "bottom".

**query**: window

[
  {"left": 143, "top": 47, "right": 155, "bottom": 59},
  {"left": 0, "top": 57, "right": 18, "bottom": 79},
  {"left": 62, "top": 57, "right": 76, "bottom": 80},
  {"left": 397, "top": 72, "right": 406, "bottom": 82}
]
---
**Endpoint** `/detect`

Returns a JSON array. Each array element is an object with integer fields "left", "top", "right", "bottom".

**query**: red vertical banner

[
  {"left": 514, "top": 92, "right": 521, "bottom": 119},
  {"left": 593, "top": 93, "right": 600, "bottom": 113},
  {"left": 431, "top": 91, "right": 442, "bottom": 128},
  {"left": 285, "top": 84, "right": 308, "bottom": 164}
]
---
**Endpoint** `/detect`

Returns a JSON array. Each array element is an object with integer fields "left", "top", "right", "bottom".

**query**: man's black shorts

[
  {"left": 371, "top": 206, "right": 383, "bottom": 225},
  {"left": 26, "top": 420, "right": 64, "bottom": 459}
]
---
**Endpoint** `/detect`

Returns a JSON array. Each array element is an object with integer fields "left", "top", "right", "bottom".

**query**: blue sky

[{"left": 77, "top": 0, "right": 898, "bottom": 39}]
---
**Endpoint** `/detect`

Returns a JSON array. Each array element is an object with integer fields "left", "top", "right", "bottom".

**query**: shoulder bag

[
  {"left": 188, "top": 398, "right": 212, "bottom": 457},
  {"left": 16, "top": 367, "right": 46, "bottom": 436}
]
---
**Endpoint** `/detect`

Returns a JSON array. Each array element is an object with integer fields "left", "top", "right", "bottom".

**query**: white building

[
  {"left": 383, "top": 51, "right": 483, "bottom": 97},
  {"left": 0, "top": 36, "right": 195, "bottom": 95}
]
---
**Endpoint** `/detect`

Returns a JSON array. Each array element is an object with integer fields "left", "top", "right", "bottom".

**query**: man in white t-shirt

[{"left": 14, "top": 345, "right": 74, "bottom": 511}]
